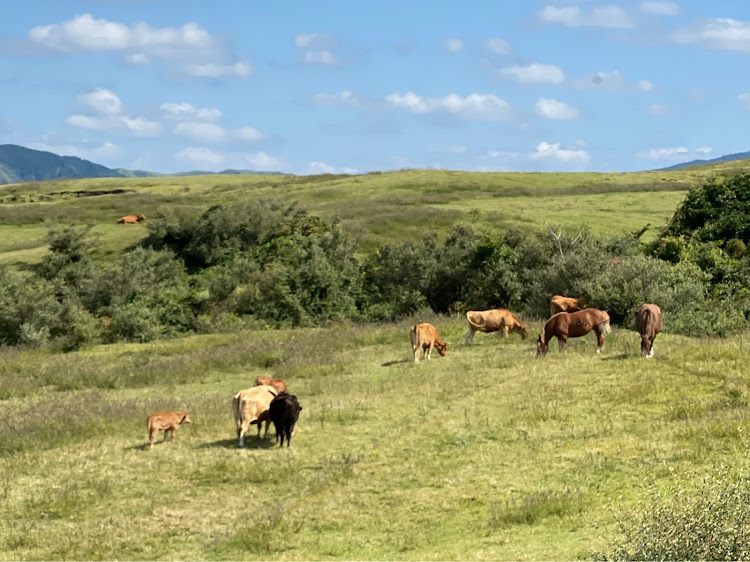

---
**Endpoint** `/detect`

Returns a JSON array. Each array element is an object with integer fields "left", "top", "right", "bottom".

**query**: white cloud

[
  {"left": 638, "top": 80, "right": 654, "bottom": 92},
  {"left": 531, "top": 141, "right": 590, "bottom": 163},
  {"left": 672, "top": 18, "right": 750, "bottom": 52},
  {"left": 78, "top": 88, "right": 122, "bottom": 115},
  {"left": 696, "top": 146, "right": 713, "bottom": 154},
  {"left": 26, "top": 14, "right": 250, "bottom": 79},
  {"left": 174, "top": 122, "right": 263, "bottom": 143},
  {"left": 645, "top": 103, "right": 670, "bottom": 115},
  {"left": 640, "top": 1, "right": 680, "bottom": 15},
  {"left": 535, "top": 97, "right": 580, "bottom": 120},
  {"left": 174, "top": 148, "right": 281, "bottom": 171},
  {"left": 499, "top": 63, "right": 565, "bottom": 85},
  {"left": 537, "top": 5, "right": 633, "bottom": 28},
  {"left": 444, "top": 38, "right": 464, "bottom": 53},
  {"left": 738, "top": 92, "right": 750, "bottom": 110},
  {"left": 635, "top": 147, "right": 689, "bottom": 160},
  {"left": 184, "top": 61, "right": 253, "bottom": 78},
  {"left": 29, "top": 141, "right": 123, "bottom": 162},
  {"left": 310, "top": 91, "right": 360, "bottom": 107},
  {"left": 160, "top": 102, "right": 222, "bottom": 121},
  {"left": 385, "top": 92, "right": 512, "bottom": 121},
  {"left": 121, "top": 116, "right": 163, "bottom": 137},
  {"left": 486, "top": 37, "right": 511, "bottom": 55},
  {"left": 302, "top": 50, "right": 338, "bottom": 65},
  {"left": 295, "top": 32, "right": 340, "bottom": 66},
  {"left": 306, "top": 161, "right": 358, "bottom": 174},
  {"left": 125, "top": 53, "right": 149, "bottom": 65},
  {"left": 487, "top": 150, "right": 522, "bottom": 159}
]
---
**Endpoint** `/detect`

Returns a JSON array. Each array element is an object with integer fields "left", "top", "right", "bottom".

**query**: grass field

[
  {"left": 2, "top": 317, "right": 750, "bottom": 560},
  {"left": 2, "top": 161, "right": 750, "bottom": 265}
]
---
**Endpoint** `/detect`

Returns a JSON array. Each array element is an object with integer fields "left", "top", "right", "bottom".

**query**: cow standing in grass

[
  {"left": 410, "top": 323, "right": 448, "bottom": 363},
  {"left": 465, "top": 309, "right": 528, "bottom": 344},
  {"left": 146, "top": 411, "right": 191, "bottom": 449},
  {"left": 634, "top": 303, "right": 662, "bottom": 358},
  {"left": 232, "top": 385, "right": 277, "bottom": 447},
  {"left": 254, "top": 376, "right": 288, "bottom": 394},
  {"left": 117, "top": 214, "right": 147, "bottom": 224},
  {"left": 269, "top": 392, "right": 302, "bottom": 447}
]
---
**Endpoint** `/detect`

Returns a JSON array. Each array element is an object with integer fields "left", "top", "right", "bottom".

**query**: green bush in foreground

[{"left": 604, "top": 465, "right": 750, "bottom": 561}]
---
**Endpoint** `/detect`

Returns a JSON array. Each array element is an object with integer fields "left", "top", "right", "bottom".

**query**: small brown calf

[{"left": 146, "top": 411, "right": 191, "bottom": 449}]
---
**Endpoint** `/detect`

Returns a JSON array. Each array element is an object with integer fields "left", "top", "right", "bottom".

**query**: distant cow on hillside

[{"left": 117, "top": 214, "right": 147, "bottom": 224}]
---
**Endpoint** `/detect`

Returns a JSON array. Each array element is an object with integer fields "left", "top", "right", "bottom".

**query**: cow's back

[{"left": 238, "top": 385, "right": 277, "bottom": 422}]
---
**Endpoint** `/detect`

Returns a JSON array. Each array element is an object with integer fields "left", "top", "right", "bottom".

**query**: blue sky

[{"left": 1, "top": 0, "right": 750, "bottom": 174}]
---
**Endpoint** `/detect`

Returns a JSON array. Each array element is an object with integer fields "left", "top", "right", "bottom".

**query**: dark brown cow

[
  {"left": 410, "top": 323, "right": 447, "bottom": 363},
  {"left": 550, "top": 295, "right": 588, "bottom": 316},
  {"left": 146, "top": 411, "right": 191, "bottom": 449},
  {"left": 634, "top": 303, "right": 662, "bottom": 358},
  {"left": 117, "top": 214, "right": 147, "bottom": 224},
  {"left": 269, "top": 392, "right": 302, "bottom": 447},
  {"left": 537, "top": 308, "right": 611, "bottom": 357},
  {"left": 465, "top": 309, "right": 528, "bottom": 344}
]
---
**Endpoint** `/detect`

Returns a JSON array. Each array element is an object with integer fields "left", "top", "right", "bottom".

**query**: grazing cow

[
  {"left": 465, "top": 309, "right": 529, "bottom": 344},
  {"left": 550, "top": 295, "right": 588, "bottom": 316},
  {"left": 634, "top": 303, "right": 662, "bottom": 358},
  {"left": 537, "top": 308, "right": 611, "bottom": 358},
  {"left": 254, "top": 376, "right": 288, "bottom": 394},
  {"left": 117, "top": 214, "right": 147, "bottom": 224},
  {"left": 232, "top": 385, "right": 278, "bottom": 448},
  {"left": 269, "top": 392, "right": 303, "bottom": 447},
  {"left": 146, "top": 411, "right": 191, "bottom": 449},
  {"left": 410, "top": 323, "right": 448, "bottom": 363}
]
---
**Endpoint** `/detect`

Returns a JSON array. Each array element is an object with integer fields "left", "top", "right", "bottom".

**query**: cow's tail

[
  {"left": 641, "top": 307, "right": 656, "bottom": 336},
  {"left": 598, "top": 313, "right": 612, "bottom": 334},
  {"left": 465, "top": 312, "right": 483, "bottom": 330}
]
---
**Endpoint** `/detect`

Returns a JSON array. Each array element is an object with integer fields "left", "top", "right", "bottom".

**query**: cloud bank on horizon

[{"left": 0, "top": 1, "right": 747, "bottom": 174}]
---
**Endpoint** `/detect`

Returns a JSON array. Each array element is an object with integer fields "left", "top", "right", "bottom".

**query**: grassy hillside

[
  {"left": 1, "top": 318, "right": 749, "bottom": 560},
  {"left": 3, "top": 160, "right": 750, "bottom": 267}
]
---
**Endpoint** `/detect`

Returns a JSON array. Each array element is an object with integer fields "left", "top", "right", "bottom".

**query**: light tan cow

[
  {"left": 465, "top": 309, "right": 529, "bottom": 344},
  {"left": 146, "top": 411, "right": 191, "bottom": 449},
  {"left": 232, "top": 385, "right": 278, "bottom": 448},
  {"left": 254, "top": 376, "right": 288, "bottom": 394},
  {"left": 117, "top": 214, "right": 147, "bottom": 224},
  {"left": 410, "top": 323, "right": 448, "bottom": 363},
  {"left": 550, "top": 295, "right": 588, "bottom": 316}
]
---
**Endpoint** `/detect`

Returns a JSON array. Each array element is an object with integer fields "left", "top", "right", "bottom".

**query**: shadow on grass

[
  {"left": 382, "top": 359, "right": 410, "bottom": 367},
  {"left": 198, "top": 437, "right": 277, "bottom": 450},
  {"left": 601, "top": 353, "right": 634, "bottom": 361}
]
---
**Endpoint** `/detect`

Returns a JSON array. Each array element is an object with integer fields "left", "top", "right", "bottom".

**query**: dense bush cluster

[
  {"left": 1, "top": 174, "right": 750, "bottom": 349},
  {"left": 603, "top": 466, "right": 750, "bottom": 561}
]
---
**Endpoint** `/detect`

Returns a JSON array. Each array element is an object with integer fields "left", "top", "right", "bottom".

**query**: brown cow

[
  {"left": 232, "top": 385, "right": 278, "bottom": 448},
  {"left": 117, "top": 214, "right": 147, "bottom": 224},
  {"left": 146, "top": 411, "right": 191, "bottom": 449},
  {"left": 634, "top": 303, "right": 662, "bottom": 358},
  {"left": 550, "top": 295, "right": 588, "bottom": 316},
  {"left": 537, "top": 308, "right": 611, "bottom": 357},
  {"left": 410, "top": 323, "right": 448, "bottom": 363},
  {"left": 254, "top": 376, "right": 288, "bottom": 394},
  {"left": 465, "top": 309, "right": 528, "bottom": 344}
]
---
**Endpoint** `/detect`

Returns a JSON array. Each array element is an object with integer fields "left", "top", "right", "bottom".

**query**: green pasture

[
  {"left": 2, "top": 162, "right": 750, "bottom": 264},
  {"left": 1, "top": 318, "right": 750, "bottom": 560}
]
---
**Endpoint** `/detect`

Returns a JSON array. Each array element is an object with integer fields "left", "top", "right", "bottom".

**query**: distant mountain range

[
  {"left": 0, "top": 144, "right": 285, "bottom": 185},
  {"left": 658, "top": 150, "right": 750, "bottom": 171}
]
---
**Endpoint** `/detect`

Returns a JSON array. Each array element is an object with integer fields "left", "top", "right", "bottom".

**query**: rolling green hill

[
  {"left": 2, "top": 159, "right": 750, "bottom": 267},
  {"left": 0, "top": 144, "right": 125, "bottom": 184}
]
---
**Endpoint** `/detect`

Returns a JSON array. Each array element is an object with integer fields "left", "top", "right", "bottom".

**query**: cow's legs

[
  {"left": 465, "top": 327, "right": 475, "bottom": 344},
  {"left": 149, "top": 428, "right": 159, "bottom": 449},
  {"left": 263, "top": 419, "right": 271, "bottom": 438},
  {"left": 414, "top": 345, "right": 421, "bottom": 363},
  {"left": 427, "top": 342, "right": 434, "bottom": 360},
  {"left": 170, "top": 427, "right": 177, "bottom": 442},
  {"left": 596, "top": 329, "right": 605, "bottom": 354},
  {"left": 558, "top": 335, "right": 567, "bottom": 351},
  {"left": 502, "top": 325, "right": 509, "bottom": 338},
  {"left": 163, "top": 428, "right": 171, "bottom": 443},
  {"left": 238, "top": 422, "right": 249, "bottom": 448}
]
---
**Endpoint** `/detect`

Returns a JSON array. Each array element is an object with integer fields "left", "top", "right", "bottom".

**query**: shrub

[{"left": 603, "top": 465, "right": 750, "bottom": 561}]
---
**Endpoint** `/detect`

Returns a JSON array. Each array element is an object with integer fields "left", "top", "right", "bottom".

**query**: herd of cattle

[
  {"left": 145, "top": 297, "right": 662, "bottom": 449},
  {"left": 410, "top": 295, "right": 664, "bottom": 362},
  {"left": 146, "top": 376, "right": 302, "bottom": 450}
]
